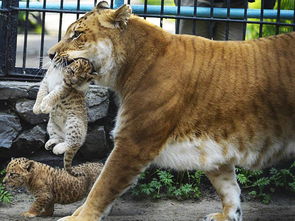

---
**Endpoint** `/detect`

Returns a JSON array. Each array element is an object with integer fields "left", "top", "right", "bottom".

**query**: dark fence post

[{"left": 0, "top": 0, "right": 19, "bottom": 76}]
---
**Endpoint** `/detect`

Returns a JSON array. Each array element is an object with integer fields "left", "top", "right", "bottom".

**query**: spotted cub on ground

[
  {"left": 3, "top": 157, "right": 103, "bottom": 217},
  {"left": 33, "top": 58, "right": 97, "bottom": 176}
]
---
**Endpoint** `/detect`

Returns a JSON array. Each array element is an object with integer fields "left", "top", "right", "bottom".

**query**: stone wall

[{"left": 0, "top": 81, "right": 117, "bottom": 167}]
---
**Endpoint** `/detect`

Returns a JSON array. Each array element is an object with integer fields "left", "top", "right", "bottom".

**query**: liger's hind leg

[{"left": 202, "top": 165, "right": 242, "bottom": 221}]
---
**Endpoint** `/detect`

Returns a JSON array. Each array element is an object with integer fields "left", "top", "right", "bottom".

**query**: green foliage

[
  {"left": 247, "top": 0, "right": 294, "bottom": 39},
  {"left": 0, "top": 169, "right": 13, "bottom": 204},
  {"left": 132, "top": 161, "right": 295, "bottom": 203},
  {"left": 236, "top": 161, "right": 295, "bottom": 204},
  {"left": 131, "top": 169, "right": 203, "bottom": 200}
]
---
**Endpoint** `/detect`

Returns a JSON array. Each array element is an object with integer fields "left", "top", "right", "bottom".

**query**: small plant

[
  {"left": 0, "top": 169, "right": 13, "bottom": 204},
  {"left": 132, "top": 161, "right": 294, "bottom": 204},
  {"left": 131, "top": 168, "right": 203, "bottom": 200},
  {"left": 236, "top": 161, "right": 295, "bottom": 204}
]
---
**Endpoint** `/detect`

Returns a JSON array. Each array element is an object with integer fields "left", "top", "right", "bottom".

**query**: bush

[
  {"left": 236, "top": 161, "right": 295, "bottom": 204},
  {"left": 132, "top": 161, "right": 295, "bottom": 203},
  {"left": 0, "top": 169, "right": 13, "bottom": 204},
  {"left": 131, "top": 168, "right": 203, "bottom": 200}
]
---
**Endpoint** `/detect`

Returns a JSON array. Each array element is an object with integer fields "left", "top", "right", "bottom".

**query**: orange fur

[{"left": 48, "top": 2, "right": 295, "bottom": 221}]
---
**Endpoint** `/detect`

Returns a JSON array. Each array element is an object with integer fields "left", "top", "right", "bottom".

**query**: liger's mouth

[{"left": 53, "top": 56, "right": 74, "bottom": 67}]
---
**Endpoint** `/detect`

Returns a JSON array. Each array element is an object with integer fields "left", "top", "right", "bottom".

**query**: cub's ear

[
  {"left": 24, "top": 160, "right": 34, "bottom": 172},
  {"left": 96, "top": 1, "right": 109, "bottom": 11}
]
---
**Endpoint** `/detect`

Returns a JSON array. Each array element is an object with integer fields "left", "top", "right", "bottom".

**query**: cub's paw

[
  {"left": 40, "top": 97, "right": 54, "bottom": 114},
  {"left": 45, "top": 139, "right": 60, "bottom": 150},
  {"left": 33, "top": 103, "right": 42, "bottom": 114},
  {"left": 53, "top": 142, "right": 69, "bottom": 155},
  {"left": 21, "top": 211, "right": 38, "bottom": 217}
]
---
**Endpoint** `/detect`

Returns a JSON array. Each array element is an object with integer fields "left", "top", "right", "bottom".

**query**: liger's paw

[
  {"left": 40, "top": 97, "right": 54, "bottom": 113},
  {"left": 201, "top": 211, "right": 242, "bottom": 221},
  {"left": 57, "top": 216, "right": 76, "bottom": 221},
  {"left": 21, "top": 211, "right": 38, "bottom": 217},
  {"left": 53, "top": 142, "right": 69, "bottom": 155},
  {"left": 201, "top": 213, "right": 229, "bottom": 221},
  {"left": 57, "top": 216, "right": 90, "bottom": 221}
]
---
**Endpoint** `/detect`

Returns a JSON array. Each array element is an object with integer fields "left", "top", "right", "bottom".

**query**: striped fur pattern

[
  {"left": 3, "top": 158, "right": 103, "bottom": 217},
  {"left": 33, "top": 59, "right": 94, "bottom": 176},
  {"left": 47, "top": 2, "right": 295, "bottom": 221}
]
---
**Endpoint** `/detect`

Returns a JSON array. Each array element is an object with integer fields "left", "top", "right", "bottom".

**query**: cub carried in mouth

[
  {"left": 3, "top": 157, "right": 104, "bottom": 217},
  {"left": 33, "top": 58, "right": 97, "bottom": 176}
]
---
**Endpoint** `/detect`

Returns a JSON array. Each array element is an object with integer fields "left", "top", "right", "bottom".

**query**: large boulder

[
  {"left": 80, "top": 125, "right": 110, "bottom": 160},
  {"left": 12, "top": 125, "right": 47, "bottom": 155},
  {"left": 0, "top": 113, "right": 22, "bottom": 149},
  {"left": 0, "top": 83, "right": 28, "bottom": 100},
  {"left": 86, "top": 86, "right": 109, "bottom": 123},
  {"left": 15, "top": 99, "right": 48, "bottom": 125}
]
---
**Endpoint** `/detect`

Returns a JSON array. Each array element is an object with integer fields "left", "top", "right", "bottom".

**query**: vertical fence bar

[
  {"left": 58, "top": 0, "right": 64, "bottom": 41},
  {"left": 275, "top": 0, "right": 281, "bottom": 34},
  {"left": 22, "top": 0, "right": 30, "bottom": 69},
  {"left": 39, "top": 0, "right": 47, "bottom": 68},
  {"left": 192, "top": 0, "right": 197, "bottom": 35},
  {"left": 209, "top": 0, "right": 214, "bottom": 39},
  {"left": 259, "top": 0, "right": 264, "bottom": 37},
  {"left": 225, "top": 0, "right": 230, "bottom": 40},
  {"left": 0, "top": 0, "right": 18, "bottom": 76},
  {"left": 144, "top": 0, "right": 147, "bottom": 19},
  {"left": 76, "top": 0, "right": 80, "bottom": 19},
  {"left": 159, "top": 0, "right": 164, "bottom": 28},
  {"left": 242, "top": 0, "right": 248, "bottom": 40},
  {"left": 175, "top": 0, "right": 181, "bottom": 34}
]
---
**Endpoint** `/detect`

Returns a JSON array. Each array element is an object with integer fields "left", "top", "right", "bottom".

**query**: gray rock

[
  {"left": 0, "top": 85, "right": 28, "bottom": 100},
  {"left": 15, "top": 99, "right": 48, "bottom": 125},
  {"left": 12, "top": 125, "right": 47, "bottom": 154},
  {"left": 0, "top": 113, "right": 22, "bottom": 149},
  {"left": 27, "top": 85, "right": 39, "bottom": 99},
  {"left": 86, "top": 86, "right": 109, "bottom": 123},
  {"left": 80, "top": 126, "right": 109, "bottom": 160}
]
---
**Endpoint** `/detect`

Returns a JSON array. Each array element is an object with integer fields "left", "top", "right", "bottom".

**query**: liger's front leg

[
  {"left": 203, "top": 165, "right": 242, "bottom": 221},
  {"left": 57, "top": 136, "right": 162, "bottom": 221}
]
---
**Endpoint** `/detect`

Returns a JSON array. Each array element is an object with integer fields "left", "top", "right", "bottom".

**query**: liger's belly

[{"left": 152, "top": 136, "right": 295, "bottom": 171}]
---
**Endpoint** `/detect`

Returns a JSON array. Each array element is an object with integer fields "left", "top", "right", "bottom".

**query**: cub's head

[
  {"left": 48, "top": 1, "right": 132, "bottom": 87},
  {"left": 3, "top": 158, "right": 35, "bottom": 188}
]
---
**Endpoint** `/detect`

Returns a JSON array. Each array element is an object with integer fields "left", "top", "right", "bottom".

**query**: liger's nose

[{"left": 48, "top": 52, "right": 56, "bottom": 60}]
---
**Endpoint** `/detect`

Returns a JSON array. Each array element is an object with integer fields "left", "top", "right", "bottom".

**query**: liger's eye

[{"left": 72, "top": 31, "right": 82, "bottom": 39}]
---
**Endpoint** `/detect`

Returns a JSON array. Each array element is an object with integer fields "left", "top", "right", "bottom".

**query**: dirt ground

[{"left": 0, "top": 192, "right": 294, "bottom": 221}]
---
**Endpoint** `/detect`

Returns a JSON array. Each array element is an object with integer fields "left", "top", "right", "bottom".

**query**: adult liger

[{"left": 48, "top": 1, "right": 295, "bottom": 221}]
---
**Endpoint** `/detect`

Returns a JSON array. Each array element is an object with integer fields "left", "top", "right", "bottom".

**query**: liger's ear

[
  {"left": 99, "top": 4, "right": 132, "bottom": 29},
  {"left": 96, "top": 1, "right": 109, "bottom": 11},
  {"left": 113, "top": 4, "right": 132, "bottom": 29}
]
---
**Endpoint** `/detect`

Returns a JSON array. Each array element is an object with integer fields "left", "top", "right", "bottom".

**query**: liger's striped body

[
  {"left": 154, "top": 33, "right": 295, "bottom": 171},
  {"left": 46, "top": 2, "right": 295, "bottom": 221}
]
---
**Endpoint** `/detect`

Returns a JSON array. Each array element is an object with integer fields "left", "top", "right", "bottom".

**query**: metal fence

[{"left": 0, "top": 0, "right": 294, "bottom": 81}]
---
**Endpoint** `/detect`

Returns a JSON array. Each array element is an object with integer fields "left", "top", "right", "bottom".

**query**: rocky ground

[{"left": 0, "top": 192, "right": 294, "bottom": 221}]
